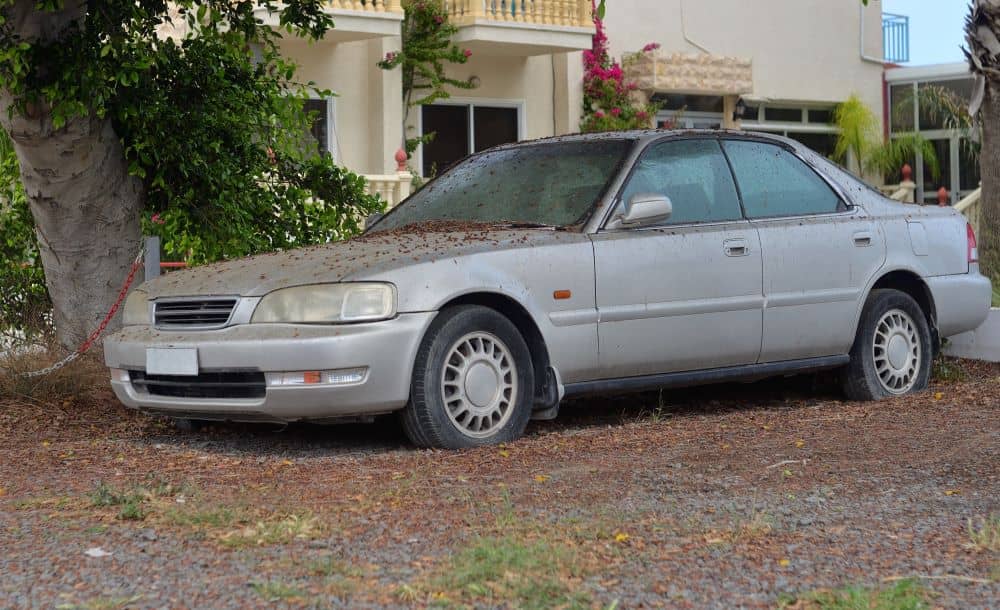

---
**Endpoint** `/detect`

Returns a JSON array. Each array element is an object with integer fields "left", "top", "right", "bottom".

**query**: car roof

[{"left": 489, "top": 128, "right": 806, "bottom": 153}]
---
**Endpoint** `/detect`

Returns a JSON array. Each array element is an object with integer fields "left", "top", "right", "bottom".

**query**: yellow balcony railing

[
  {"left": 329, "top": 0, "right": 403, "bottom": 12},
  {"left": 440, "top": 0, "right": 592, "bottom": 28}
]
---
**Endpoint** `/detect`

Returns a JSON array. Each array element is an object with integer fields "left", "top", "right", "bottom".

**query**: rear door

[
  {"left": 721, "top": 139, "right": 886, "bottom": 362},
  {"left": 591, "top": 138, "right": 763, "bottom": 378}
]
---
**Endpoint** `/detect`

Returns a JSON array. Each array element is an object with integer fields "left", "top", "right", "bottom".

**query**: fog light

[
  {"left": 110, "top": 369, "right": 130, "bottom": 383},
  {"left": 268, "top": 367, "right": 368, "bottom": 387},
  {"left": 326, "top": 367, "right": 368, "bottom": 385}
]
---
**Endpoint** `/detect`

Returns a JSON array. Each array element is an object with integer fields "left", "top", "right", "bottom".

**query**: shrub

[{"left": 0, "top": 131, "right": 50, "bottom": 341}]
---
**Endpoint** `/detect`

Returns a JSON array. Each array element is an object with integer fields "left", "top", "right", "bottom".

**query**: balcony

[
  {"left": 257, "top": 1, "right": 404, "bottom": 43},
  {"left": 882, "top": 13, "right": 910, "bottom": 64},
  {"left": 440, "top": 0, "right": 595, "bottom": 56}
]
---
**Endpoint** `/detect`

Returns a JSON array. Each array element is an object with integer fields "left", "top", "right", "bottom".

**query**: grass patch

[
  {"left": 89, "top": 478, "right": 196, "bottom": 522},
  {"left": 164, "top": 504, "right": 252, "bottom": 530},
  {"left": 55, "top": 595, "right": 142, "bottom": 610},
  {"left": 705, "top": 509, "right": 774, "bottom": 545},
  {"left": 966, "top": 514, "right": 1000, "bottom": 553},
  {"left": 89, "top": 482, "right": 148, "bottom": 521},
  {"left": 428, "top": 535, "right": 590, "bottom": 609},
  {"left": 218, "top": 513, "right": 321, "bottom": 548},
  {"left": 305, "top": 555, "right": 363, "bottom": 579},
  {"left": 931, "top": 356, "right": 968, "bottom": 384},
  {"left": 779, "top": 578, "right": 929, "bottom": 609},
  {"left": 250, "top": 580, "right": 305, "bottom": 602},
  {"left": 991, "top": 284, "right": 1000, "bottom": 308}
]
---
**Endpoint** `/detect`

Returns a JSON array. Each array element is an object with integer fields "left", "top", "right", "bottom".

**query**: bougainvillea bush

[
  {"left": 377, "top": 0, "right": 475, "bottom": 156},
  {"left": 580, "top": 0, "right": 659, "bottom": 133}
]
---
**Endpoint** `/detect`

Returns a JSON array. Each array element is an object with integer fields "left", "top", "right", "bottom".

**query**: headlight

[
  {"left": 251, "top": 283, "right": 396, "bottom": 324},
  {"left": 122, "top": 289, "right": 149, "bottom": 326}
]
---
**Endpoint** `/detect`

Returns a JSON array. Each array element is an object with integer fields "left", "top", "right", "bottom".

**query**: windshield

[{"left": 374, "top": 139, "right": 633, "bottom": 231}]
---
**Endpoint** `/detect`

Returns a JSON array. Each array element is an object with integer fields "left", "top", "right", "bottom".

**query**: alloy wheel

[
  {"left": 440, "top": 331, "right": 518, "bottom": 438},
  {"left": 872, "top": 308, "right": 921, "bottom": 394}
]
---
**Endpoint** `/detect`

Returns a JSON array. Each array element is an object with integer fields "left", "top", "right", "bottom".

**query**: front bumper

[{"left": 103, "top": 312, "right": 436, "bottom": 422}]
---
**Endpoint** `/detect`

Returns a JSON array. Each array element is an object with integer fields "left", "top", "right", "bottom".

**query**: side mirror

[
  {"left": 365, "top": 212, "right": 384, "bottom": 229},
  {"left": 620, "top": 193, "right": 672, "bottom": 227}
]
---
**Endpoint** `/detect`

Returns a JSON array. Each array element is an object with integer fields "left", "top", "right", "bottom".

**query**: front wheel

[
  {"left": 841, "top": 289, "right": 932, "bottom": 401},
  {"left": 402, "top": 306, "right": 535, "bottom": 449}
]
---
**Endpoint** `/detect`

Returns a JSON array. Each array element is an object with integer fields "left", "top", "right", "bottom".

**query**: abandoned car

[{"left": 104, "top": 131, "right": 992, "bottom": 448}]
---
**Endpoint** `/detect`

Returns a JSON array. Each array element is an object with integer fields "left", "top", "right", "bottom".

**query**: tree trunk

[
  {"left": 1, "top": 1, "right": 144, "bottom": 350},
  {"left": 980, "top": 83, "right": 1000, "bottom": 290}
]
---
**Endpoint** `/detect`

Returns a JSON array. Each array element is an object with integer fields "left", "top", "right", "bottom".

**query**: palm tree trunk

[{"left": 981, "top": 83, "right": 1000, "bottom": 289}]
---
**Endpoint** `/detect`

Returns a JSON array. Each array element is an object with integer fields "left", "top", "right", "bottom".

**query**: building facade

[
  {"left": 885, "top": 62, "right": 978, "bottom": 205},
  {"left": 277, "top": 0, "right": 888, "bottom": 184}
]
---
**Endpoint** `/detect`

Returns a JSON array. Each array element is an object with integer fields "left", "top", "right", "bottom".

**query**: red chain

[{"left": 76, "top": 252, "right": 144, "bottom": 355}]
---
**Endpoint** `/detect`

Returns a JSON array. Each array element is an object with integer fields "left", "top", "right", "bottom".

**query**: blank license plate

[{"left": 146, "top": 348, "right": 199, "bottom": 376}]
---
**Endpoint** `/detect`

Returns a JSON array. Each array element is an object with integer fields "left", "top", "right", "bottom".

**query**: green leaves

[
  {"left": 1, "top": 0, "right": 380, "bottom": 289},
  {"left": 0, "top": 131, "right": 50, "bottom": 336},
  {"left": 378, "top": 0, "right": 476, "bottom": 153}
]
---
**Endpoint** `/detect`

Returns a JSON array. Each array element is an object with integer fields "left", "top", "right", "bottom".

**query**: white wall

[
  {"left": 604, "top": 0, "right": 885, "bottom": 120},
  {"left": 279, "top": 37, "right": 403, "bottom": 175}
]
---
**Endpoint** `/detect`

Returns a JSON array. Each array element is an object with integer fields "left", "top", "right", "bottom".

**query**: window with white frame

[
  {"left": 420, "top": 101, "right": 522, "bottom": 177},
  {"left": 739, "top": 103, "right": 838, "bottom": 159},
  {"left": 888, "top": 77, "right": 978, "bottom": 205},
  {"left": 303, "top": 97, "right": 337, "bottom": 161}
]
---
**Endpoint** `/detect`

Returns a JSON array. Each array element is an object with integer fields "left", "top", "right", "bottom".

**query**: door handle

[
  {"left": 724, "top": 238, "right": 749, "bottom": 257},
  {"left": 853, "top": 231, "right": 873, "bottom": 247}
]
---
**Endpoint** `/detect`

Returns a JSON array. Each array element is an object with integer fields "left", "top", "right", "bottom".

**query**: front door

[
  {"left": 592, "top": 138, "right": 764, "bottom": 378},
  {"left": 720, "top": 139, "right": 887, "bottom": 362}
]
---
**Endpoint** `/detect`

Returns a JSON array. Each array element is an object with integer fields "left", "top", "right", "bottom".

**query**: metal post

[{"left": 144, "top": 236, "right": 161, "bottom": 281}]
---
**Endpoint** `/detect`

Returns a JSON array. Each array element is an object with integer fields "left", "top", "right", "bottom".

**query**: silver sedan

[{"left": 104, "top": 131, "right": 992, "bottom": 448}]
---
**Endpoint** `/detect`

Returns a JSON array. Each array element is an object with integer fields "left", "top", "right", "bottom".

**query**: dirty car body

[{"left": 104, "top": 130, "right": 992, "bottom": 448}]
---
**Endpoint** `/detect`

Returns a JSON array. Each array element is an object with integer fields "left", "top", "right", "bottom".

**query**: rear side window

[
  {"left": 722, "top": 140, "right": 842, "bottom": 218},
  {"left": 619, "top": 139, "right": 742, "bottom": 225}
]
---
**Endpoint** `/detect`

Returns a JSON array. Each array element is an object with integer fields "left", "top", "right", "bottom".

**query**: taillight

[{"left": 967, "top": 222, "right": 978, "bottom": 263}]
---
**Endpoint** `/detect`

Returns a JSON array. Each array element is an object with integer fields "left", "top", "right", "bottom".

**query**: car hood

[{"left": 143, "top": 227, "right": 585, "bottom": 299}]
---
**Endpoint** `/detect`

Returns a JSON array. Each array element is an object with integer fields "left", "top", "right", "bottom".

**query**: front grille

[
  {"left": 154, "top": 298, "right": 237, "bottom": 329},
  {"left": 130, "top": 371, "right": 266, "bottom": 399}
]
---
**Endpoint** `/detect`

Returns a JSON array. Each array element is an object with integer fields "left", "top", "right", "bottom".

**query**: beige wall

[
  {"left": 406, "top": 52, "right": 583, "bottom": 142},
  {"left": 280, "top": 36, "right": 403, "bottom": 176},
  {"left": 278, "top": 0, "right": 888, "bottom": 176},
  {"left": 605, "top": 0, "right": 885, "bottom": 119}
]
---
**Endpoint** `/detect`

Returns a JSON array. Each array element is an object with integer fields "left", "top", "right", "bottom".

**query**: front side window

[
  {"left": 722, "top": 140, "right": 842, "bottom": 218},
  {"left": 618, "top": 139, "right": 742, "bottom": 226},
  {"left": 375, "top": 139, "right": 632, "bottom": 230}
]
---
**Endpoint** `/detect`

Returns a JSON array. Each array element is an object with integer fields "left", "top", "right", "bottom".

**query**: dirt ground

[{"left": 0, "top": 358, "right": 997, "bottom": 609}]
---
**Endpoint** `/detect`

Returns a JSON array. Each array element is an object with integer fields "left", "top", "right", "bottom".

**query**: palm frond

[
  {"left": 866, "top": 134, "right": 939, "bottom": 182},
  {"left": 832, "top": 94, "right": 880, "bottom": 167}
]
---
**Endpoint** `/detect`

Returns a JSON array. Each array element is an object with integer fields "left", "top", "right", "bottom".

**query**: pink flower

[
  {"left": 463, "top": 49, "right": 472, "bottom": 58},
  {"left": 434, "top": 15, "right": 443, "bottom": 24},
  {"left": 642, "top": 42, "right": 660, "bottom": 53},
  {"left": 637, "top": 111, "right": 648, "bottom": 120},
  {"left": 151, "top": 213, "right": 165, "bottom": 225},
  {"left": 384, "top": 51, "right": 398, "bottom": 62},
  {"left": 594, "top": 110, "right": 605, "bottom": 119},
  {"left": 610, "top": 107, "right": 622, "bottom": 116}
]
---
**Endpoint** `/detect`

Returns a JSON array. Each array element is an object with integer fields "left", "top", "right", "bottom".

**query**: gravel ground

[{"left": 0, "top": 358, "right": 997, "bottom": 609}]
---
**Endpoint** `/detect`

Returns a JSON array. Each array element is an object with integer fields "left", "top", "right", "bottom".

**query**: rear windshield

[{"left": 375, "top": 140, "right": 633, "bottom": 230}]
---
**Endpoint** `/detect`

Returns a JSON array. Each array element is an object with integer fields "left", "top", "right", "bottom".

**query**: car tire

[
  {"left": 841, "top": 288, "right": 932, "bottom": 401},
  {"left": 402, "top": 305, "right": 535, "bottom": 449}
]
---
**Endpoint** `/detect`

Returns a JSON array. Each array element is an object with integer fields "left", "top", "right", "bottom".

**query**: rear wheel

[
  {"left": 841, "top": 289, "right": 931, "bottom": 400},
  {"left": 402, "top": 306, "right": 534, "bottom": 449}
]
